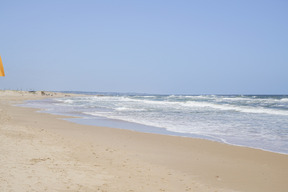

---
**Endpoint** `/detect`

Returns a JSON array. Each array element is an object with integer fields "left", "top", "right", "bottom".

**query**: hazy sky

[{"left": 1, "top": 0, "right": 287, "bottom": 94}]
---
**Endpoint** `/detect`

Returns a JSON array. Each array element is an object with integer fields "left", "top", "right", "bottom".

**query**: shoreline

[
  {"left": 64, "top": 115, "right": 288, "bottom": 156},
  {"left": 22, "top": 95, "right": 288, "bottom": 155},
  {"left": 1, "top": 91, "right": 288, "bottom": 191}
]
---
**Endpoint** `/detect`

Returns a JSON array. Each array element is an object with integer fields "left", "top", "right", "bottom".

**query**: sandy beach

[{"left": 1, "top": 91, "right": 288, "bottom": 192}]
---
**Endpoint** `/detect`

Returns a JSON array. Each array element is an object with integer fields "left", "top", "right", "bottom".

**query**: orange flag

[{"left": 0, "top": 56, "right": 5, "bottom": 76}]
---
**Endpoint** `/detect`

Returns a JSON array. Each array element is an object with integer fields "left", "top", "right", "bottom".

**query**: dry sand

[{"left": 0, "top": 90, "right": 288, "bottom": 192}]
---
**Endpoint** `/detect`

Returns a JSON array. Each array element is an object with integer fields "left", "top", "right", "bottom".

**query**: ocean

[{"left": 23, "top": 93, "right": 288, "bottom": 154}]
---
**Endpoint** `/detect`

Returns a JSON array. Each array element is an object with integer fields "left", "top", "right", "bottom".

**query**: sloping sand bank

[{"left": 1, "top": 91, "right": 287, "bottom": 192}]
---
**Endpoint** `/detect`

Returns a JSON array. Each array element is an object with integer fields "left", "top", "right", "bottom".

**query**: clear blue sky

[{"left": 1, "top": 0, "right": 287, "bottom": 94}]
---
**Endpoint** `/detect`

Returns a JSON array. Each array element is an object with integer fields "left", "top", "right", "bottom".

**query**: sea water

[{"left": 23, "top": 93, "right": 288, "bottom": 154}]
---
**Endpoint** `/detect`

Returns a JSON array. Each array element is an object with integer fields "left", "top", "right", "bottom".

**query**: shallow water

[{"left": 23, "top": 93, "right": 288, "bottom": 154}]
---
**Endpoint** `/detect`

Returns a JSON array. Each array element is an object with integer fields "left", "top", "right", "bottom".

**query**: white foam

[
  {"left": 280, "top": 98, "right": 288, "bottom": 102},
  {"left": 181, "top": 101, "right": 288, "bottom": 116},
  {"left": 63, "top": 99, "right": 75, "bottom": 104},
  {"left": 115, "top": 107, "right": 146, "bottom": 112}
]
